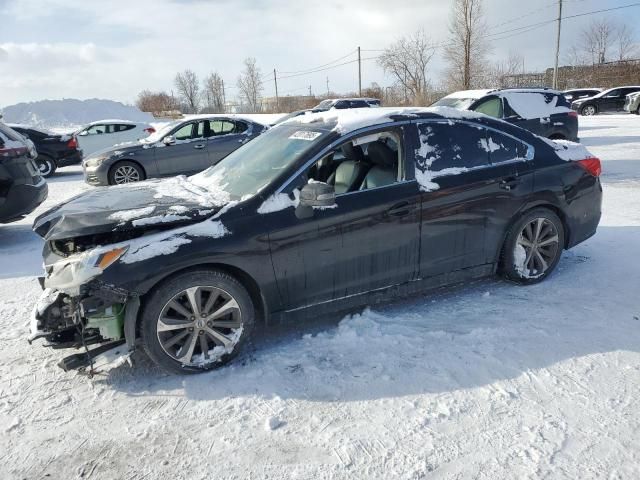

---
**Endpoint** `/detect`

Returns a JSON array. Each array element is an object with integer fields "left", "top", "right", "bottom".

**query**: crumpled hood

[{"left": 33, "top": 175, "right": 231, "bottom": 241}]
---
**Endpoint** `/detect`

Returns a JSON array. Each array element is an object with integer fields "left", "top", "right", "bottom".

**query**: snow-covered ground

[{"left": 1, "top": 115, "right": 639, "bottom": 479}]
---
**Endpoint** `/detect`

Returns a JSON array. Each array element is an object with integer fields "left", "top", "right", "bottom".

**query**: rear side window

[
  {"left": 473, "top": 97, "right": 503, "bottom": 118},
  {"left": 116, "top": 124, "right": 135, "bottom": 132},
  {"left": 234, "top": 121, "right": 249, "bottom": 134},
  {"left": 415, "top": 121, "right": 490, "bottom": 172},
  {"left": 210, "top": 120, "right": 236, "bottom": 136},
  {"left": 484, "top": 131, "right": 531, "bottom": 165}
]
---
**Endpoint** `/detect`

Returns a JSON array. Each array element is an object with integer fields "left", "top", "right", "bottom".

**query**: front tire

[
  {"left": 500, "top": 209, "right": 565, "bottom": 285},
  {"left": 581, "top": 104, "right": 597, "bottom": 116},
  {"left": 35, "top": 155, "right": 56, "bottom": 177},
  {"left": 140, "top": 270, "right": 255, "bottom": 374},
  {"left": 108, "top": 160, "right": 145, "bottom": 185}
]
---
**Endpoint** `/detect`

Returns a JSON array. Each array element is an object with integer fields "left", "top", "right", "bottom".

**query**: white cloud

[{"left": 0, "top": 0, "right": 627, "bottom": 106}]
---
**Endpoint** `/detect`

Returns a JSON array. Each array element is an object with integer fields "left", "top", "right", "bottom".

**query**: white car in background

[{"left": 75, "top": 120, "right": 155, "bottom": 157}]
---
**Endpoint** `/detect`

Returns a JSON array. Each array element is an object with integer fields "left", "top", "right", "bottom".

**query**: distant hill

[{"left": 0, "top": 98, "right": 154, "bottom": 129}]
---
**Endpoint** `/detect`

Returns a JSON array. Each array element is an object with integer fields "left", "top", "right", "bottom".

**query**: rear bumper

[
  {"left": 565, "top": 178, "right": 603, "bottom": 249},
  {"left": 0, "top": 178, "right": 48, "bottom": 223}
]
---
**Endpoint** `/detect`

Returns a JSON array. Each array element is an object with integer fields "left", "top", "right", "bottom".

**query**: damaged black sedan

[{"left": 30, "top": 107, "right": 602, "bottom": 374}]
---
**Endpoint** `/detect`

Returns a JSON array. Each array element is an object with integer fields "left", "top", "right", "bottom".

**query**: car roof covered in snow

[
  {"left": 279, "top": 106, "right": 491, "bottom": 135},
  {"left": 442, "top": 89, "right": 496, "bottom": 99}
]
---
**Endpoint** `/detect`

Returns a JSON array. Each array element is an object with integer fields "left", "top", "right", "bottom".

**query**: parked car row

[
  {"left": 569, "top": 86, "right": 640, "bottom": 116},
  {"left": 28, "top": 105, "right": 603, "bottom": 374}
]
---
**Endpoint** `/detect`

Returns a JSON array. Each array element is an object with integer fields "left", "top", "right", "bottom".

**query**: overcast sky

[{"left": 0, "top": 0, "right": 637, "bottom": 106}]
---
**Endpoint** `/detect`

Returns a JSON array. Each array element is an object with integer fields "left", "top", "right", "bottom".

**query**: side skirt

[{"left": 269, "top": 263, "right": 496, "bottom": 325}]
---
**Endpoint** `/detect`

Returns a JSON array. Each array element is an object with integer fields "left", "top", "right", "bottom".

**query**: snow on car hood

[{"left": 33, "top": 175, "right": 232, "bottom": 241}]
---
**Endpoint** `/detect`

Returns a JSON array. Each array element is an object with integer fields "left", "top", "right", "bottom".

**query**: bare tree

[
  {"left": 581, "top": 19, "right": 616, "bottom": 64},
  {"left": 202, "top": 72, "right": 226, "bottom": 113},
  {"left": 485, "top": 52, "right": 524, "bottom": 88},
  {"left": 378, "top": 30, "right": 436, "bottom": 105},
  {"left": 237, "top": 57, "right": 263, "bottom": 113},
  {"left": 135, "top": 90, "right": 179, "bottom": 114},
  {"left": 444, "top": 0, "right": 490, "bottom": 90},
  {"left": 615, "top": 23, "right": 637, "bottom": 61},
  {"left": 174, "top": 69, "right": 200, "bottom": 113}
]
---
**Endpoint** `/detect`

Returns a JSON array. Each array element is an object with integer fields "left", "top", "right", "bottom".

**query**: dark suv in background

[
  {"left": 433, "top": 88, "right": 579, "bottom": 141},
  {"left": 0, "top": 122, "right": 48, "bottom": 223},
  {"left": 9, "top": 125, "right": 82, "bottom": 177},
  {"left": 571, "top": 86, "right": 640, "bottom": 115}
]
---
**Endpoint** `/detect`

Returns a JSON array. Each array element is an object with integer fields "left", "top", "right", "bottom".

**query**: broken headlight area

[{"left": 29, "top": 283, "right": 135, "bottom": 373}]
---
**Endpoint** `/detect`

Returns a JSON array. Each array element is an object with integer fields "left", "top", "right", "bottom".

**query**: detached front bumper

[{"left": 29, "top": 282, "right": 140, "bottom": 372}]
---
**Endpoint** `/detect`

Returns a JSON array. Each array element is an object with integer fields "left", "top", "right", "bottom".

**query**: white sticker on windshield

[{"left": 289, "top": 130, "right": 322, "bottom": 141}]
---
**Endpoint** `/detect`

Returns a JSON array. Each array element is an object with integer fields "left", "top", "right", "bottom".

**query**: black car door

[
  {"left": 267, "top": 125, "right": 420, "bottom": 310},
  {"left": 415, "top": 120, "right": 533, "bottom": 278},
  {"left": 598, "top": 89, "right": 621, "bottom": 112}
]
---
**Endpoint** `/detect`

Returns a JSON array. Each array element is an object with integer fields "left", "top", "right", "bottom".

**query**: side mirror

[
  {"left": 163, "top": 135, "right": 176, "bottom": 146},
  {"left": 299, "top": 181, "right": 336, "bottom": 208}
]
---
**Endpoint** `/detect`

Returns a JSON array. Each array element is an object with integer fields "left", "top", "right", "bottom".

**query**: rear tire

[
  {"left": 140, "top": 270, "right": 255, "bottom": 374},
  {"left": 500, "top": 208, "right": 565, "bottom": 285},
  {"left": 108, "top": 160, "right": 145, "bottom": 185},
  {"left": 581, "top": 104, "right": 597, "bottom": 116},
  {"left": 35, "top": 155, "right": 56, "bottom": 177}
]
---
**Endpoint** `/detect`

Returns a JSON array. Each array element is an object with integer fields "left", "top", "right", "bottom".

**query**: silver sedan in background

[{"left": 82, "top": 116, "right": 269, "bottom": 185}]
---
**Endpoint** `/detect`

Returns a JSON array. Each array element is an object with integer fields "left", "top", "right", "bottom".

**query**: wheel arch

[
  {"left": 133, "top": 262, "right": 268, "bottom": 340},
  {"left": 497, "top": 201, "right": 571, "bottom": 268}
]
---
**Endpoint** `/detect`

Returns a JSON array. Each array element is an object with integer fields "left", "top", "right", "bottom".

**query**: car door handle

[
  {"left": 499, "top": 177, "right": 520, "bottom": 191},
  {"left": 387, "top": 201, "right": 414, "bottom": 217},
  {"left": 193, "top": 144, "right": 205, "bottom": 149}
]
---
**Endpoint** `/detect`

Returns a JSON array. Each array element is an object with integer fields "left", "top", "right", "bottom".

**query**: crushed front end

[{"left": 29, "top": 234, "right": 141, "bottom": 373}]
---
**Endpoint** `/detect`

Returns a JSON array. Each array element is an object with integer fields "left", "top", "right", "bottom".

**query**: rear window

[
  {"left": 501, "top": 91, "right": 570, "bottom": 119},
  {"left": 0, "top": 124, "right": 27, "bottom": 147}
]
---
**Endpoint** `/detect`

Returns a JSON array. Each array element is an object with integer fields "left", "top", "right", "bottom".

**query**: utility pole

[
  {"left": 357, "top": 46, "right": 362, "bottom": 97},
  {"left": 309, "top": 85, "right": 312, "bottom": 97},
  {"left": 326, "top": 76, "right": 330, "bottom": 96},
  {"left": 221, "top": 79, "right": 226, "bottom": 113},
  {"left": 273, "top": 69, "right": 279, "bottom": 111},
  {"left": 552, "top": 0, "right": 563, "bottom": 89}
]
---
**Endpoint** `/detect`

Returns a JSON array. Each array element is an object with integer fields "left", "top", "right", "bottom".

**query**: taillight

[
  {"left": 568, "top": 111, "right": 578, "bottom": 118},
  {"left": 144, "top": 127, "right": 156, "bottom": 134},
  {"left": 67, "top": 136, "right": 78, "bottom": 149},
  {"left": 577, "top": 157, "right": 601, "bottom": 177}
]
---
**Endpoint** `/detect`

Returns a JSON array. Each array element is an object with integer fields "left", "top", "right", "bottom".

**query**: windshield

[
  {"left": 191, "top": 125, "right": 331, "bottom": 200},
  {"left": 432, "top": 97, "right": 476, "bottom": 110},
  {"left": 142, "top": 121, "right": 181, "bottom": 143},
  {"left": 314, "top": 100, "right": 334, "bottom": 110}
]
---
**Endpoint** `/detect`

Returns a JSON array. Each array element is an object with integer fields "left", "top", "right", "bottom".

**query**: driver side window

[
  {"left": 173, "top": 123, "right": 194, "bottom": 141},
  {"left": 303, "top": 129, "right": 403, "bottom": 195}
]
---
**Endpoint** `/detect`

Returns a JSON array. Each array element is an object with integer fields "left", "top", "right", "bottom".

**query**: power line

[{"left": 277, "top": 50, "right": 357, "bottom": 75}]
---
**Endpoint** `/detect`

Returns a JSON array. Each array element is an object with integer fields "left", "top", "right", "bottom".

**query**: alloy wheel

[
  {"left": 514, "top": 217, "right": 560, "bottom": 278},
  {"left": 113, "top": 165, "right": 140, "bottom": 184},
  {"left": 37, "top": 158, "right": 53, "bottom": 176},
  {"left": 157, "top": 286, "right": 243, "bottom": 367},
  {"left": 582, "top": 105, "right": 596, "bottom": 116}
]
